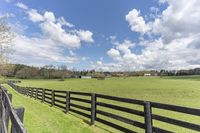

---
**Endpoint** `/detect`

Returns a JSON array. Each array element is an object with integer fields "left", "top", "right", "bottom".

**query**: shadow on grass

[
  {"left": 39, "top": 103, "right": 114, "bottom": 133},
  {"left": 11, "top": 89, "right": 119, "bottom": 133},
  {"left": 68, "top": 112, "right": 113, "bottom": 133}
]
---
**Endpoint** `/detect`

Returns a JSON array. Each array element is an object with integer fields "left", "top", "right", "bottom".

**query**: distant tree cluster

[
  {"left": 160, "top": 68, "right": 200, "bottom": 76},
  {"left": 0, "top": 64, "right": 107, "bottom": 79},
  {"left": 0, "top": 64, "right": 70, "bottom": 79}
]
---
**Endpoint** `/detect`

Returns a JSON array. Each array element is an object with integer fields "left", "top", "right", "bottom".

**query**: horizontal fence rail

[
  {"left": 7, "top": 80, "right": 200, "bottom": 133},
  {"left": 0, "top": 84, "right": 27, "bottom": 133}
]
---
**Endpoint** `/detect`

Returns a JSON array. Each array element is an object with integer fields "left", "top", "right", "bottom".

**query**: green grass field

[
  {"left": 3, "top": 76, "right": 200, "bottom": 133},
  {"left": 17, "top": 76, "right": 200, "bottom": 108},
  {"left": 2, "top": 84, "right": 107, "bottom": 133}
]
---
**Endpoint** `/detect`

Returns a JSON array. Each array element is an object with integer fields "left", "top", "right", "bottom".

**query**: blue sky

[{"left": 1, "top": 0, "right": 200, "bottom": 71}]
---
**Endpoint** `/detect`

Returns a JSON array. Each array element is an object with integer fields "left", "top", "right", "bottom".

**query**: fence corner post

[
  {"left": 11, "top": 107, "right": 25, "bottom": 133},
  {"left": 65, "top": 91, "right": 70, "bottom": 113},
  {"left": 144, "top": 101, "right": 152, "bottom": 133},
  {"left": 91, "top": 93, "right": 96, "bottom": 125},
  {"left": 5, "top": 93, "right": 12, "bottom": 129},
  {"left": 8, "top": 93, "right": 12, "bottom": 102}
]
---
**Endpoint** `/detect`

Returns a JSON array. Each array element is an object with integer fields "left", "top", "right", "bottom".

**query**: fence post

[
  {"left": 26, "top": 88, "right": 28, "bottom": 96},
  {"left": 19, "top": 86, "right": 21, "bottom": 94},
  {"left": 18, "top": 86, "right": 20, "bottom": 93},
  {"left": 21, "top": 87, "right": 24, "bottom": 95},
  {"left": 5, "top": 93, "right": 12, "bottom": 130},
  {"left": 25, "top": 88, "right": 27, "bottom": 96},
  {"left": 28, "top": 88, "right": 31, "bottom": 97},
  {"left": 42, "top": 89, "right": 45, "bottom": 102},
  {"left": 24, "top": 88, "right": 26, "bottom": 95},
  {"left": 65, "top": 91, "right": 70, "bottom": 113},
  {"left": 144, "top": 102, "right": 152, "bottom": 133},
  {"left": 8, "top": 93, "right": 12, "bottom": 101},
  {"left": 11, "top": 107, "right": 26, "bottom": 133},
  {"left": 51, "top": 90, "right": 55, "bottom": 106},
  {"left": 22, "top": 87, "right": 24, "bottom": 95},
  {"left": 35, "top": 88, "right": 38, "bottom": 99},
  {"left": 91, "top": 93, "right": 96, "bottom": 125},
  {"left": 31, "top": 88, "right": 33, "bottom": 98}
]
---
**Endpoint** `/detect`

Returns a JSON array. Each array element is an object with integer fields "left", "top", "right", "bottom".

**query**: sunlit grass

[
  {"left": 4, "top": 76, "right": 200, "bottom": 132},
  {"left": 2, "top": 84, "right": 108, "bottom": 133},
  {"left": 17, "top": 76, "right": 200, "bottom": 108}
]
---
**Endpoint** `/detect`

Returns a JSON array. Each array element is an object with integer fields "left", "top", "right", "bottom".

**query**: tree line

[
  {"left": 160, "top": 68, "right": 200, "bottom": 76},
  {"left": 1, "top": 64, "right": 200, "bottom": 79},
  {"left": 0, "top": 64, "right": 106, "bottom": 79}
]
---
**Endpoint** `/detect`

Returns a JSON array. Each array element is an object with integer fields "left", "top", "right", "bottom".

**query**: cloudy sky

[{"left": 1, "top": 0, "right": 200, "bottom": 71}]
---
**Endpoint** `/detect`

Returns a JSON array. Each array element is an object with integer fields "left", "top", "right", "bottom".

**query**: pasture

[
  {"left": 17, "top": 76, "right": 200, "bottom": 108},
  {"left": 3, "top": 76, "right": 200, "bottom": 132}
]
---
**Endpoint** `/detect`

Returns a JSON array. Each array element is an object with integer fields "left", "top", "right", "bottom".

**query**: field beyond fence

[{"left": 6, "top": 80, "right": 200, "bottom": 133}]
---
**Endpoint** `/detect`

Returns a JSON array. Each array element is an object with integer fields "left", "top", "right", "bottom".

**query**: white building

[
  {"left": 144, "top": 73, "right": 151, "bottom": 76},
  {"left": 80, "top": 76, "right": 92, "bottom": 79}
]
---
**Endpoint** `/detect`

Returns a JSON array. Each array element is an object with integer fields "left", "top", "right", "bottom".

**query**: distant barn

[
  {"left": 79, "top": 76, "right": 92, "bottom": 79},
  {"left": 144, "top": 73, "right": 151, "bottom": 76}
]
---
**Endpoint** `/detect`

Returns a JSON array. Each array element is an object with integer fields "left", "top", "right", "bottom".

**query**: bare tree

[
  {"left": 0, "top": 17, "right": 14, "bottom": 77},
  {"left": 0, "top": 17, "right": 14, "bottom": 64}
]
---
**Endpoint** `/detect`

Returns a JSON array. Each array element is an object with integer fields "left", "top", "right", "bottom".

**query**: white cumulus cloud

[
  {"left": 94, "top": 0, "right": 200, "bottom": 71},
  {"left": 107, "top": 48, "right": 121, "bottom": 61},
  {"left": 125, "top": 9, "right": 151, "bottom": 34},
  {"left": 28, "top": 9, "right": 44, "bottom": 22},
  {"left": 16, "top": 3, "right": 94, "bottom": 49},
  {"left": 76, "top": 30, "right": 94, "bottom": 43},
  {"left": 29, "top": 10, "right": 93, "bottom": 49},
  {"left": 16, "top": 2, "right": 28, "bottom": 10},
  {"left": 57, "top": 17, "right": 74, "bottom": 28},
  {"left": 12, "top": 2, "right": 93, "bottom": 65}
]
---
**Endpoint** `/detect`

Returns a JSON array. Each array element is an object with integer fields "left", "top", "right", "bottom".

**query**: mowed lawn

[
  {"left": 2, "top": 84, "right": 107, "bottom": 133},
  {"left": 17, "top": 76, "right": 200, "bottom": 108}
]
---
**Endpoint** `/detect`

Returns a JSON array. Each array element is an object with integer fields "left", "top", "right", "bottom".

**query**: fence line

[
  {"left": 0, "top": 84, "right": 27, "bottom": 133},
  {"left": 7, "top": 81, "right": 200, "bottom": 133}
]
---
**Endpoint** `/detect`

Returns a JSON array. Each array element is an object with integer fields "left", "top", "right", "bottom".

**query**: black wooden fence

[
  {"left": 7, "top": 81, "right": 200, "bottom": 133},
  {"left": 0, "top": 85, "right": 27, "bottom": 133}
]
